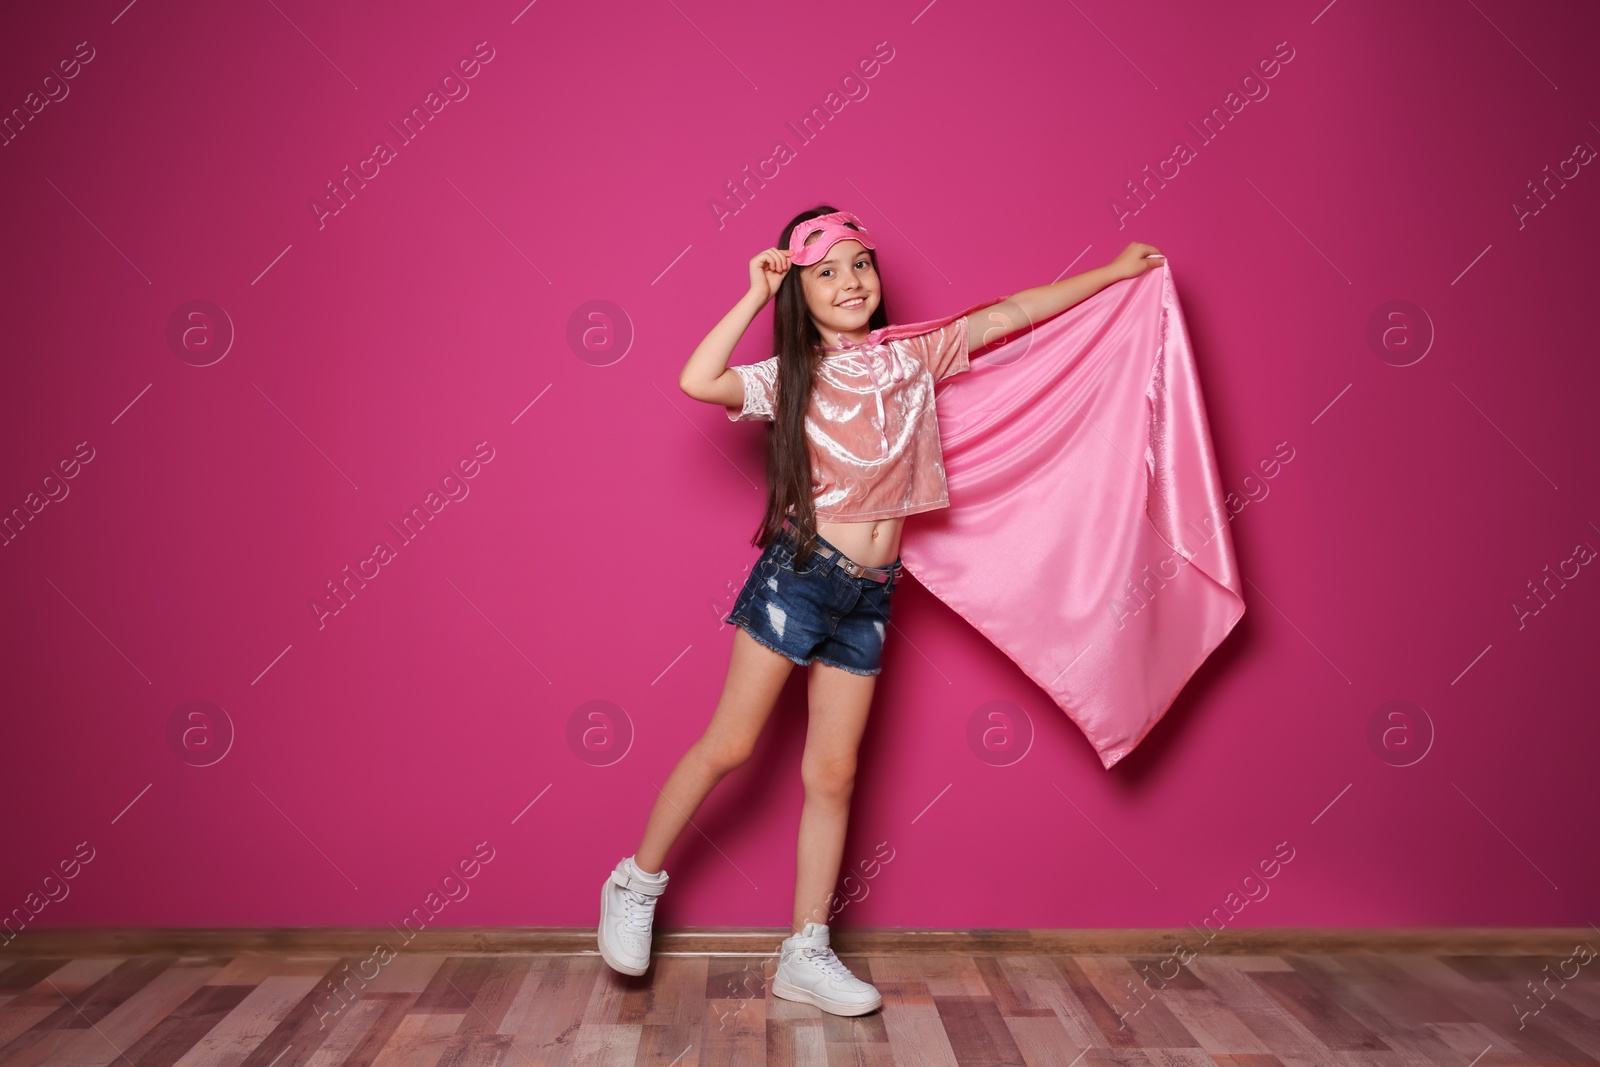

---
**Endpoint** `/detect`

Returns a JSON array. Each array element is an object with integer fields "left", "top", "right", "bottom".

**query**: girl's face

[{"left": 799, "top": 239, "right": 879, "bottom": 344}]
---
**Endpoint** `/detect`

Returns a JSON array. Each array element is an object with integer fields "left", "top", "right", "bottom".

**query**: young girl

[{"left": 598, "top": 205, "right": 1162, "bottom": 1016}]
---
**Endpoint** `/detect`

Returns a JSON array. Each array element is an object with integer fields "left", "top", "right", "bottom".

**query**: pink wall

[{"left": 2, "top": 0, "right": 1596, "bottom": 938}]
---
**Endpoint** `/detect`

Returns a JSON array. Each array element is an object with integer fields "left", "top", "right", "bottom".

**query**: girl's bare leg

[
  {"left": 633, "top": 628, "right": 796, "bottom": 873},
  {"left": 790, "top": 661, "right": 878, "bottom": 933}
]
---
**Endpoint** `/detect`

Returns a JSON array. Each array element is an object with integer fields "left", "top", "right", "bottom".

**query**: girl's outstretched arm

[
  {"left": 965, "top": 241, "right": 1164, "bottom": 353},
  {"left": 679, "top": 247, "right": 791, "bottom": 410}
]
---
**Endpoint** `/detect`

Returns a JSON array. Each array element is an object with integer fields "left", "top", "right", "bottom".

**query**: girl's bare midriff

[{"left": 815, "top": 516, "right": 904, "bottom": 570}]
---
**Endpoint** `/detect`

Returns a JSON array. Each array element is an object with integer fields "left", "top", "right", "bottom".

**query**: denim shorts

[{"left": 724, "top": 524, "right": 903, "bottom": 676}]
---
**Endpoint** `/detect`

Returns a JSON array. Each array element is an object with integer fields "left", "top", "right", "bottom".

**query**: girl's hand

[
  {"left": 748, "top": 247, "right": 792, "bottom": 303},
  {"left": 1106, "top": 242, "right": 1165, "bottom": 281}
]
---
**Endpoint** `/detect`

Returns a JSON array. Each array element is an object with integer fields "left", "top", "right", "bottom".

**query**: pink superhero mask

[{"left": 787, "top": 210, "right": 877, "bottom": 266}]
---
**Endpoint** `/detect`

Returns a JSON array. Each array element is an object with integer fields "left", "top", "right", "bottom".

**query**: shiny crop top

[{"left": 724, "top": 315, "right": 971, "bottom": 522}]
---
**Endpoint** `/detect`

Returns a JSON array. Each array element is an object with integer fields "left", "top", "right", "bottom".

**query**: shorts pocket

[
  {"left": 774, "top": 541, "right": 824, "bottom": 577},
  {"left": 862, "top": 579, "right": 895, "bottom": 622}
]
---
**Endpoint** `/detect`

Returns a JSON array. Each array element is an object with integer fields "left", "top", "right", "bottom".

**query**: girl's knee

[
  {"left": 697, "top": 735, "right": 755, "bottom": 774},
  {"left": 801, "top": 760, "right": 856, "bottom": 799}
]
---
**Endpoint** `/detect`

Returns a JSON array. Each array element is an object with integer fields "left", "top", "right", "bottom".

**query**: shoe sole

[
  {"left": 771, "top": 975, "right": 882, "bottom": 1016},
  {"left": 597, "top": 881, "right": 649, "bottom": 976}
]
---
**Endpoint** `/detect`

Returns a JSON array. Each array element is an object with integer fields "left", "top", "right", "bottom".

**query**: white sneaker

[
  {"left": 771, "top": 922, "right": 883, "bottom": 1015},
  {"left": 597, "top": 855, "right": 668, "bottom": 976}
]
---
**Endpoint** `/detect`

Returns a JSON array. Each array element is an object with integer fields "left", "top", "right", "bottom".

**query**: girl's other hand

[
  {"left": 748, "top": 247, "right": 792, "bottom": 303},
  {"left": 1106, "top": 242, "right": 1165, "bottom": 281}
]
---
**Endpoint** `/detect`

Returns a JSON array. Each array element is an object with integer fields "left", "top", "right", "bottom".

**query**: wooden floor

[{"left": 1, "top": 935, "right": 1596, "bottom": 1066}]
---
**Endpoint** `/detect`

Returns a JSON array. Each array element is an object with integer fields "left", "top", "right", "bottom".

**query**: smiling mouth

[{"left": 838, "top": 297, "right": 868, "bottom": 309}]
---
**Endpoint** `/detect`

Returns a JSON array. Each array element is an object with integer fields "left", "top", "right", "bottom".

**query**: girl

[{"left": 598, "top": 205, "right": 1163, "bottom": 1016}]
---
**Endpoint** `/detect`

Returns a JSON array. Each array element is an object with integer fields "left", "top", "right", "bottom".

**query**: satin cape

[{"left": 887, "top": 260, "right": 1245, "bottom": 769}]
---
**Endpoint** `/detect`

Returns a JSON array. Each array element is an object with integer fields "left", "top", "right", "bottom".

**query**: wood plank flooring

[{"left": 0, "top": 932, "right": 1594, "bottom": 1066}]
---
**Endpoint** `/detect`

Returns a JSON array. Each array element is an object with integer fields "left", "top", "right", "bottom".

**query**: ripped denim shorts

[{"left": 724, "top": 522, "right": 903, "bottom": 676}]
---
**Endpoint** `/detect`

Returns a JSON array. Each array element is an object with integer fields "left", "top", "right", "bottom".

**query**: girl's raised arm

[
  {"left": 679, "top": 248, "right": 791, "bottom": 410},
  {"left": 965, "top": 242, "right": 1164, "bottom": 353}
]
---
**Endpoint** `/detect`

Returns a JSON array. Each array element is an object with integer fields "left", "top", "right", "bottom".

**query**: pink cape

[{"left": 889, "top": 260, "right": 1245, "bottom": 769}]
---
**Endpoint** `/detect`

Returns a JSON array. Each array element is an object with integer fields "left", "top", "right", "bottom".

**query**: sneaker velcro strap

[
  {"left": 784, "top": 932, "right": 829, "bottom": 951},
  {"left": 611, "top": 869, "right": 667, "bottom": 896}
]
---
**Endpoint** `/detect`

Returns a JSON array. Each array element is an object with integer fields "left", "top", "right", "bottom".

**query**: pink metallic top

[{"left": 725, "top": 316, "right": 972, "bottom": 522}]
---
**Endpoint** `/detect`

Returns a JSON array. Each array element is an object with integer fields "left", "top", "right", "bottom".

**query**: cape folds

[{"left": 897, "top": 259, "right": 1246, "bottom": 769}]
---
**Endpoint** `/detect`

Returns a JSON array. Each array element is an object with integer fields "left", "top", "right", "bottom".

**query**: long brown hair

[{"left": 751, "top": 205, "right": 890, "bottom": 568}]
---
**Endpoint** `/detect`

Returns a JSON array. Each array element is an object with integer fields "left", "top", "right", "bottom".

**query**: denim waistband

[{"left": 779, "top": 518, "right": 903, "bottom": 583}]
